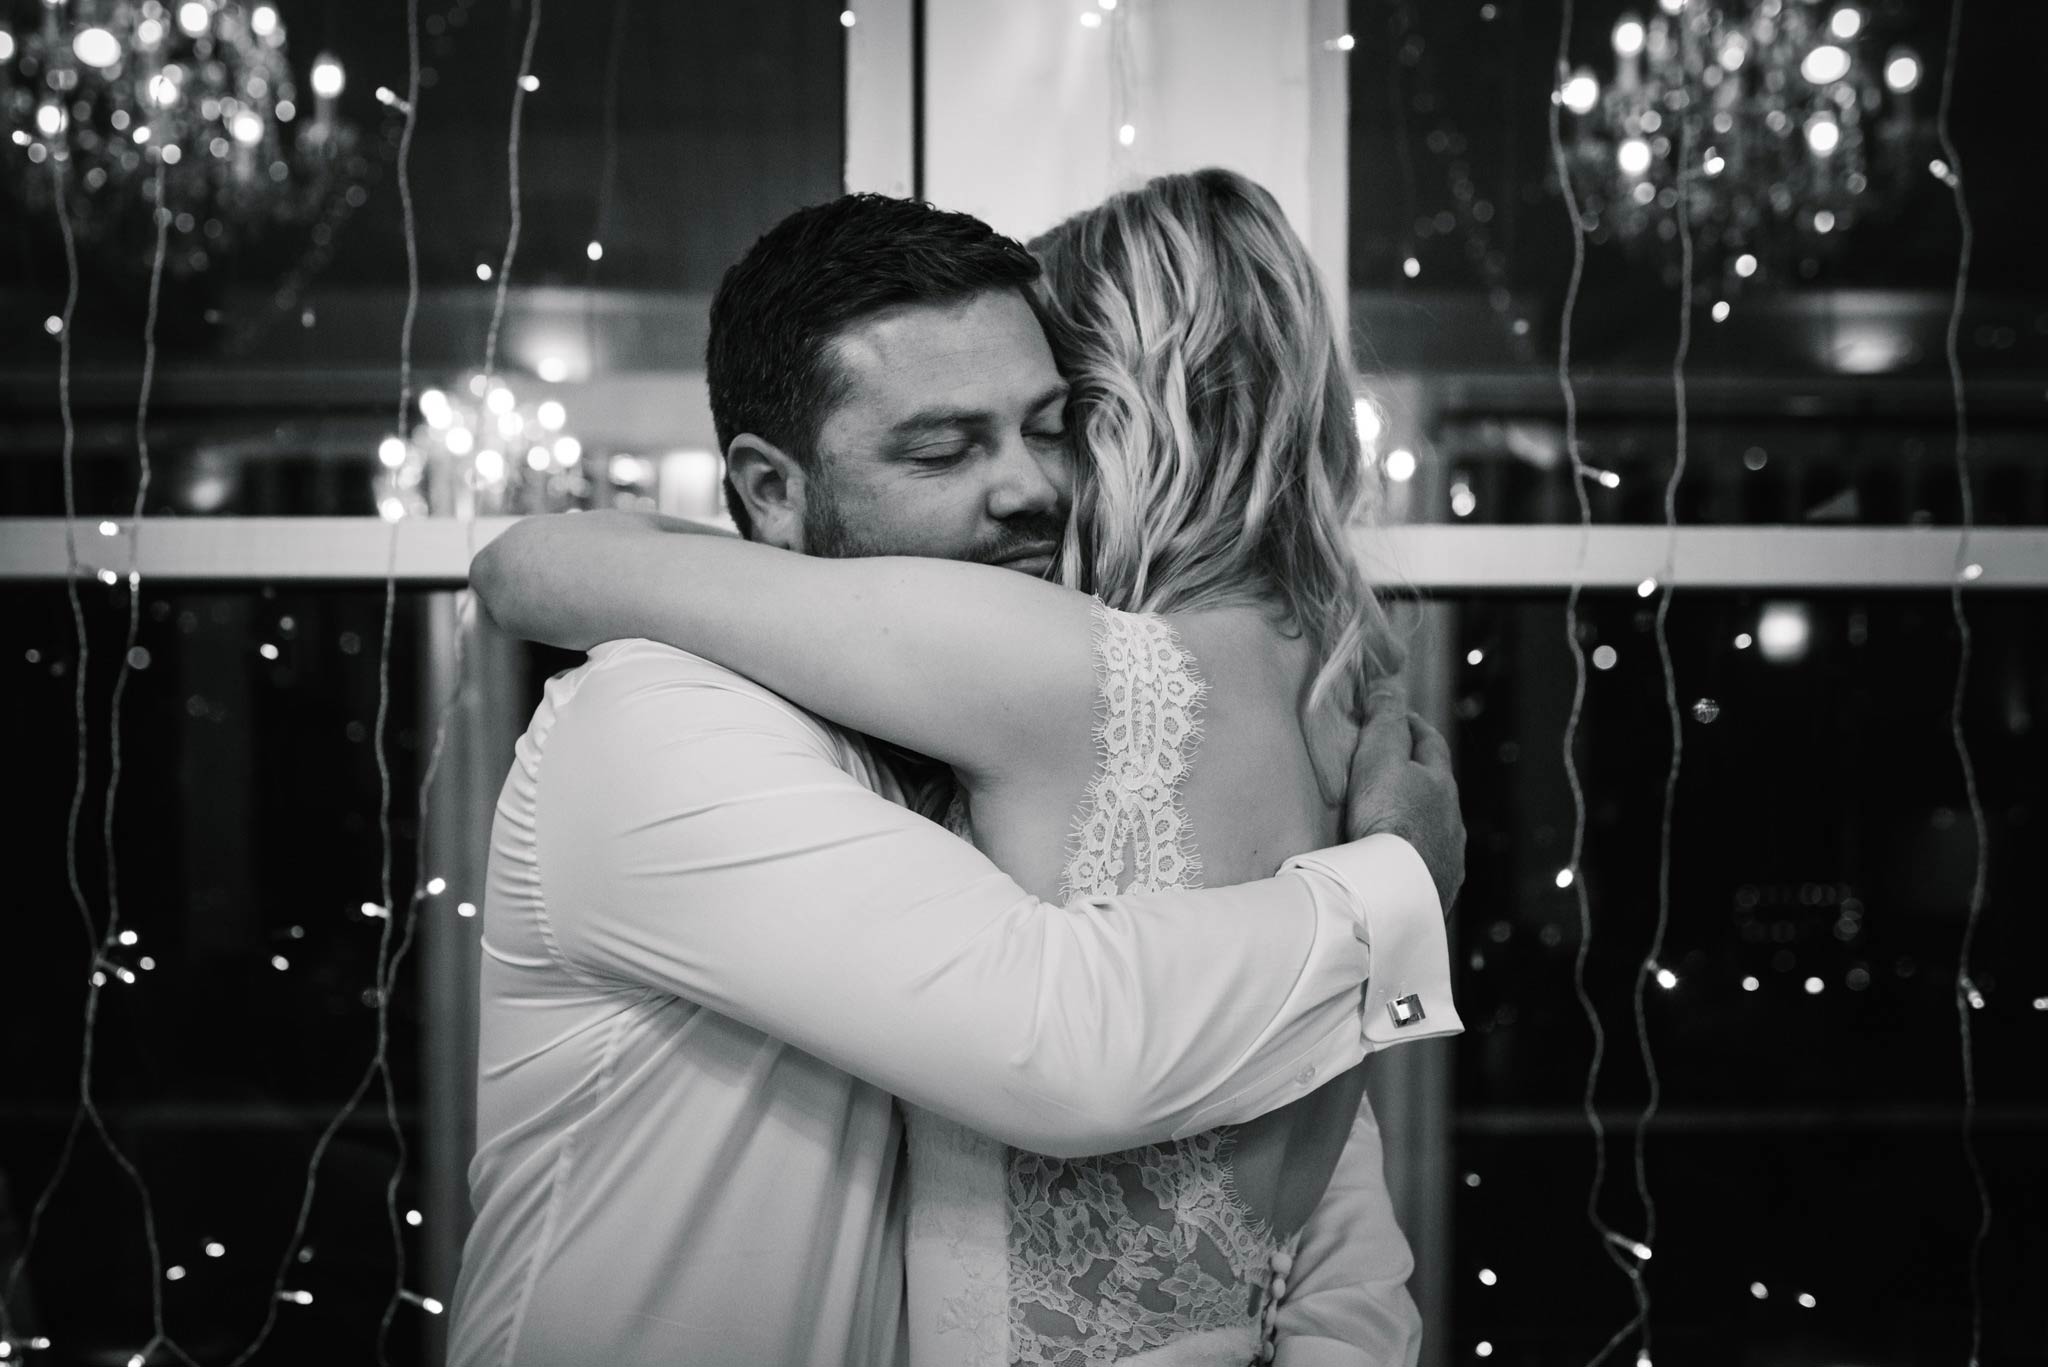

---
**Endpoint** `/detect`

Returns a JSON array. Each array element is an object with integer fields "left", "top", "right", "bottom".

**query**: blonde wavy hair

[{"left": 1031, "top": 167, "right": 1401, "bottom": 743}]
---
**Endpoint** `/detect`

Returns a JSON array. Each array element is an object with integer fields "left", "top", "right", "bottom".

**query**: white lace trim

[
  {"left": 1007, "top": 604, "right": 1281, "bottom": 1366},
  {"left": 1057, "top": 602, "right": 1206, "bottom": 904}
]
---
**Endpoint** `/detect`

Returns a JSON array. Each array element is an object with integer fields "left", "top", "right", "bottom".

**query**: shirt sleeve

[
  {"left": 1270, "top": 1094, "right": 1423, "bottom": 1367},
  {"left": 1285, "top": 840, "right": 1462, "bottom": 1054},
  {"left": 531, "top": 644, "right": 1429, "bottom": 1159}
]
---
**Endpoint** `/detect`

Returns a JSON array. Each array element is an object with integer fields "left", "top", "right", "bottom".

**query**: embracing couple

[{"left": 446, "top": 169, "right": 1467, "bottom": 1367}]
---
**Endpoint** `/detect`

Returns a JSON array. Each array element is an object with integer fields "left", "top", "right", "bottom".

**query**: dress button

[
  {"left": 1270, "top": 1250, "right": 1294, "bottom": 1278},
  {"left": 1269, "top": 1276, "right": 1288, "bottom": 1300},
  {"left": 1294, "top": 1063, "right": 1317, "bottom": 1086}
]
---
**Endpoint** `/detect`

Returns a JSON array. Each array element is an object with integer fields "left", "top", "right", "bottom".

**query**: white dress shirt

[{"left": 446, "top": 640, "right": 1457, "bottom": 1367}]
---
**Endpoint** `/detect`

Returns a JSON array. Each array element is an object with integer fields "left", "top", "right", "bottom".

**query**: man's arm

[
  {"left": 534, "top": 643, "right": 1460, "bottom": 1159},
  {"left": 1270, "top": 1094, "right": 1422, "bottom": 1367}
]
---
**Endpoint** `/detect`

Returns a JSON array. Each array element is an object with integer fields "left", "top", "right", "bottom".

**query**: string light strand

[
  {"left": 1931, "top": 2, "right": 1991, "bottom": 1363},
  {"left": 582, "top": 0, "right": 635, "bottom": 371},
  {"left": 372, "top": 5, "right": 427, "bottom": 1360},
  {"left": 1625, "top": 16, "right": 1705, "bottom": 1363},
  {"left": 4, "top": 150, "right": 198, "bottom": 1367},
  {"left": 480, "top": 0, "right": 546, "bottom": 389},
  {"left": 1545, "top": 4, "right": 1649, "bottom": 1360},
  {"left": 1106, "top": 0, "right": 1138, "bottom": 172}
]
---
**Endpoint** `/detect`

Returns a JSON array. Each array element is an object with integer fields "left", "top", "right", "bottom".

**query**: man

[{"left": 451, "top": 194, "right": 1465, "bottom": 1366}]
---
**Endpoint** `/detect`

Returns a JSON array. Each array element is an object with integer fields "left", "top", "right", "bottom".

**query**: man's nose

[{"left": 986, "top": 433, "right": 1070, "bottom": 523}]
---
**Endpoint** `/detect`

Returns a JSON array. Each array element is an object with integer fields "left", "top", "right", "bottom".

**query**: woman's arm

[{"left": 471, "top": 510, "right": 1099, "bottom": 782}]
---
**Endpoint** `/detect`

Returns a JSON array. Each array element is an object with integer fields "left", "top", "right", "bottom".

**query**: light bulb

[
  {"left": 1560, "top": 70, "right": 1600, "bottom": 115},
  {"left": 1612, "top": 17, "right": 1645, "bottom": 56},
  {"left": 1353, "top": 397, "right": 1382, "bottom": 446},
  {"left": 72, "top": 27, "right": 122, "bottom": 69},
  {"left": 1801, "top": 44, "right": 1851, "bottom": 85},
  {"left": 311, "top": 55, "right": 346, "bottom": 99},
  {"left": 1884, "top": 48, "right": 1921, "bottom": 93},
  {"left": 178, "top": 2, "right": 211, "bottom": 37},
  {"left": 419, "top": 388, "right": 452, "bottom": 428}
]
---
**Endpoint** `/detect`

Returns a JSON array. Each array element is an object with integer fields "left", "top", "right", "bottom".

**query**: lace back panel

[{"left": 1006, "top": 604, "right": 1280, "bottom": 1365}]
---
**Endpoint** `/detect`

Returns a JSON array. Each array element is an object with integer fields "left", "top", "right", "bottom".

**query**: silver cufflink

[{"left": 1387, "top": 994, "right": 1426, "bottom": 1028}]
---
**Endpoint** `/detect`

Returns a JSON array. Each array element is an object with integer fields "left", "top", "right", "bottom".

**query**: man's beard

[
  {"left": 803, "top": 484, "right": 1067, "bottom": 572},
  {"left": 800, "top": 478, "right": 1069, "bottom": 818}
]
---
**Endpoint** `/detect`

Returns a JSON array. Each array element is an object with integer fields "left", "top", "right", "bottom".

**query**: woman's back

[
  {"left": 909, "top": 602, "right": 1372, "bottom": 1365},
  {"left": 962, "top": 604, "right": 1353, "bottom": 907}
]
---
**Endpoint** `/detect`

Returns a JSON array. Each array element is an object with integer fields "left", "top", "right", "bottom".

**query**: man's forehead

[{"left": 825, "top": 290, "right": 1059, "bottom": 413}]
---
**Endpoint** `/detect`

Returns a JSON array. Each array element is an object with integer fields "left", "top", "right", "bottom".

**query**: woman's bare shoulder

[{"left": 1165, "top": 606, "right": 1356, "bottom": 877}]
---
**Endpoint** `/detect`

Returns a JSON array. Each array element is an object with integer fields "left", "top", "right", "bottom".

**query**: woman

[{"left": 474, "top": 169, "right": 1418, "bottom": 1365}]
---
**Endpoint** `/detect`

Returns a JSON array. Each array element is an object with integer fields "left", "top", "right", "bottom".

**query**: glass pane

[
  {"left": 0, "top": 0, "right": 845, "bottom": 519},
  {"left": 4, "top": 584, "right": 432, "bottom": 1365},
  {"left": 1438, "top": 590, "right": 2047, "bottom": 1362},
  {"left": 1346, "top": 1, "right": 2048, "bottom": 525}
]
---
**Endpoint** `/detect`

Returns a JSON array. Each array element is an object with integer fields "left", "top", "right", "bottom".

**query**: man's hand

[{"left": 1343, "top": 703, "right": 1465, "bottom": 917}]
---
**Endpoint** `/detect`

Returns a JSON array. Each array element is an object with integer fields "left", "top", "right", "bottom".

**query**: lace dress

[{"left": 904, "top": 604, "right": 1296, "bottom": 1367}]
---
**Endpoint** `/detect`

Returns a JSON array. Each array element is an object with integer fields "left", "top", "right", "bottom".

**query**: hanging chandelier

[
  {"left": 1, "top": 0, "right": 362, "bottom": 274},
  {"left": 1557, "top": 0, "right": 1929, "bottom": 291}
]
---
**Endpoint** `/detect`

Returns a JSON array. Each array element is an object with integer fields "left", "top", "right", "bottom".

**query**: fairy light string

[
  {"left": 231, "top": 0, "right": 480, "bottom": 1356},
  {"left": 1544, "top": 3, "right": 1654, "bottom": 1361},
  {"left": 0, "top": 151, "right": 198, "bottom": 1367},
  {"left": 1929, "top": 1, "right": 1991, "bottom": 1362},
  {"left": 581, "top": 0, "right": 634, "bottom": 372},
  {"left": 1105, "top": 0, "right": 1136, "bottom": 173},
  {"left": 481, "top": 0, "right": 546, "bottom": 391},
  {"left": 1622, "top": 14, "right": 1702, "bottom": 1366},
  {"left": 0, "top": 147, "right": 95, "bottom": 1367}
]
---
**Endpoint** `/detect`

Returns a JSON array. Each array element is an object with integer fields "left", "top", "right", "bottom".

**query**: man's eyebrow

[
  {"left": 884, "top": 382, "right": 1071, "bottom": 438},
  {"left": 1025, "top": 381, "right": 1072, "bottom": 417}
]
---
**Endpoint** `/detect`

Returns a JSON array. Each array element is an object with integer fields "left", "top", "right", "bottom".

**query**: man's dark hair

[{"left": 706, "top": 193, "right": 1040, "bottom": 538}]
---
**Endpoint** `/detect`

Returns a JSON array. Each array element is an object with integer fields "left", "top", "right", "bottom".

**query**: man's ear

[{"left": 724, "top": 434, "right": 810, "bottom": 552}]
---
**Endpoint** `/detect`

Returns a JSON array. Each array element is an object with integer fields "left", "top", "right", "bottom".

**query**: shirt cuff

[{"left": 1282, "top": 834, "right": 1463, "bottom": 1050}]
